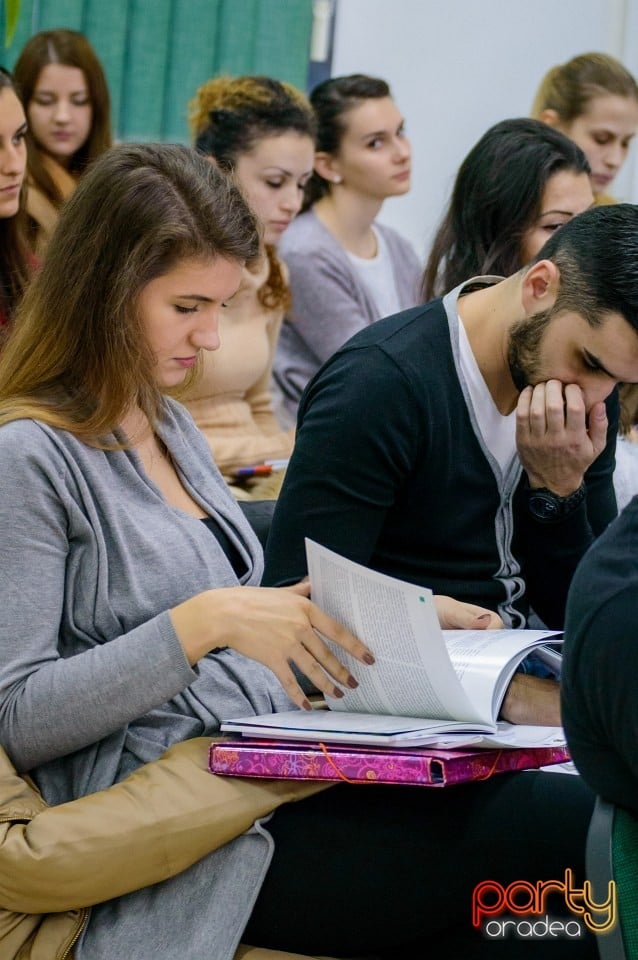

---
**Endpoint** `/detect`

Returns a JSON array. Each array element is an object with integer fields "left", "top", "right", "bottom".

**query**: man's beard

[{"left": 507, "top": 308, "right": 553, "bottom": 392}]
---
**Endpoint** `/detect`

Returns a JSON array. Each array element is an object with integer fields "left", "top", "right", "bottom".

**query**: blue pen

[{"left": 235, "top": 464, "right": 273, "bottom": 478}]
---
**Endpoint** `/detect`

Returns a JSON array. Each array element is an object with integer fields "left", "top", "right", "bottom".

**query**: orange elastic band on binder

[
  {"left": 476, "top": 750, "right": 503, "bottom": 780},
  {"left": 318, "top": 741, "right": 374, "bottom": 784}
]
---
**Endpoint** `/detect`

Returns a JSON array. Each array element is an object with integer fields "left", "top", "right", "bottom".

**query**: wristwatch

[{"left": 526, "top": 483, "right": 586, "bottom": 522}]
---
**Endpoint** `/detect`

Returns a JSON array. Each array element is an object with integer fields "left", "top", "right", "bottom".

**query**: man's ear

[
  {"left": 538, "top": 108, "right": 562, "bottom": 130},
  {"left": 314, "top": 151, "right": 341, "bottom": 184},
  {"left": 521, "top": 259, "right": 561, "bottom": 314}
]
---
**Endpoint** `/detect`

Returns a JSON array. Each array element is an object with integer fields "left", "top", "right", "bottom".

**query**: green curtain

[{"left": 0, "top": 0, "right": 314, "bottom": 142}]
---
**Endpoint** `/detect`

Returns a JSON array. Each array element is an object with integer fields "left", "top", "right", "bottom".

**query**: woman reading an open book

[{"left": 0, "top": 143, "right": 595, "bottom": 960}]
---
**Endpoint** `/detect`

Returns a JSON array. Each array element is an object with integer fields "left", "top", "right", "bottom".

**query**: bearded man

[{"left": 264, "top": 204, "right": 638, "bottom": 724}]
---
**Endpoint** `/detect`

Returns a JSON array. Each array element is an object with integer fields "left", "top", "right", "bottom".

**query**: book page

[
  {"left": 306, "top": 539, "right": 488, "bottom": 724},
  {"left": 463, "top": 722, "right": 566, "bottom": 749},
  {"left": 220, "top": 713, "right": 563, "bottom": 749},
  {"left": 221, "top": 710, "right": 493, "bottom": 747}
]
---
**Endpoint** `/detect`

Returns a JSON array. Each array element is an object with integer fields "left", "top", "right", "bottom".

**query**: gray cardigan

[
  {"left": 273, "top": 208, "right": 422, "bottom": 424},
  {"left": 0, "top": 398, "right": 295, "bottom": 959}
]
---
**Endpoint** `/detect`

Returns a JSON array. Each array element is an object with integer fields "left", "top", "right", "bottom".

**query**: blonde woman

[{"left": 532, "top": 52, "right": 638, "bottom": 204}]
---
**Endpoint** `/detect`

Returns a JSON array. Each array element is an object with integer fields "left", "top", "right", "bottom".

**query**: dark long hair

[
  {"left": 422, "top": 118, "right": 591, "bottom": 300},
  {"left": 303, "top": 73, "right": 391, "bottom": 210},
  {"left": 0, "top": 67, "right": 31, "bottom": 331}
]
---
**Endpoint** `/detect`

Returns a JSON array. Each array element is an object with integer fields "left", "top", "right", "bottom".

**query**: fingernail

[
  {"left": 363, "top": 652, "right": 375, "bottom": 665},
  {"left": 332, "top": 687, "right": 345, "bottom": 698},
  {"left": 476, "top": 614, "right": 491, "bottom": 623},
  {"left": 301, "top": 698, "right": 312, "bottom": 711},
  {"left": 347, "top": 675, "right": 359, "bottom": 689}
]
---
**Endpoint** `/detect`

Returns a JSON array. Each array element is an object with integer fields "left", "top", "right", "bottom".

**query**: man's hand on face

[{"left": 515, "top": 379, "right": 608, "bottom": 496}]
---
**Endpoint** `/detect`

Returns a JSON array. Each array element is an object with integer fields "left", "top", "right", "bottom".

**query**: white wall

[{"left": 331, "top": 0, "right": 638, "bottom": 260}]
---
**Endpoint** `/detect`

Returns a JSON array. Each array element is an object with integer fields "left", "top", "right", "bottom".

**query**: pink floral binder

[{"left": 209, "top": 738, "right": 571, "bottom": 787}]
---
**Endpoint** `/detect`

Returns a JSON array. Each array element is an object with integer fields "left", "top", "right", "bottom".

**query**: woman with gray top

[
  {"left": 0, "top": 142, "right": 361, "bottom": 959},
  {"left": 0, "top": 142, "right": 596, "bottom": 960},
  {"left": 273, "top": 74, "right": 421, "bottom": 425}
]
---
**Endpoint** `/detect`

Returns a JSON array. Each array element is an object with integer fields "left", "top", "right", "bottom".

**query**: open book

[{"left": 222, "top": 541, "right": 564, "bottom": 748}]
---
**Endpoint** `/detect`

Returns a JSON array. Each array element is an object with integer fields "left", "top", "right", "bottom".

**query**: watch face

[
  {"left": 528, "top": 493, "right": 560, "bottom": 520},
  {"left": 527, "top": 483, "right": 585, "bottom": 521}
]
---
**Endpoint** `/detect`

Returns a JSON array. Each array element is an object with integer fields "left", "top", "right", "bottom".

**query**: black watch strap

[{"left": 526, "top": 483, "right": 586, "bottom": 522}]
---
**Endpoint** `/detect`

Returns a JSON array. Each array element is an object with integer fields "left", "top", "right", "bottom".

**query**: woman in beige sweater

[{"left": 187, "top": 76, "right": 316, "bottom": 499}]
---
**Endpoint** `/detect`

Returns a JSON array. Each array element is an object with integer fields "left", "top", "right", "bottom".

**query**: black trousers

[{"left": 244, "top": 770, "right": 597, "bottom": 959}]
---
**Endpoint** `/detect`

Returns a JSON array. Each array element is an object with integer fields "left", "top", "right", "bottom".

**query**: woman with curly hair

[{"left": 186, "top": 75, "right": 316, "bottom": 498}]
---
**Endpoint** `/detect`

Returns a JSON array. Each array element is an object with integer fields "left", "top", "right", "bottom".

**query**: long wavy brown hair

[
  {"left": 14, "top": 29, "right": 112, "bottom": 209},
  {"left": 422, "top": 119, "right": 591, "bottom": 300},
  {"left": 0, "top": 143, "right": 260, "bottom": 442}
]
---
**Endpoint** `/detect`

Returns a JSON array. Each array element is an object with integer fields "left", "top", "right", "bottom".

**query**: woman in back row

[
  {"left": 13, "top": 28, "right": 112, "bottom": 254},
  {"left": 273, "top": 73, "right": 421, "bottom": 426},
  {"left": 531, "top": 51, "right": 638, "bottom": 205}
]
